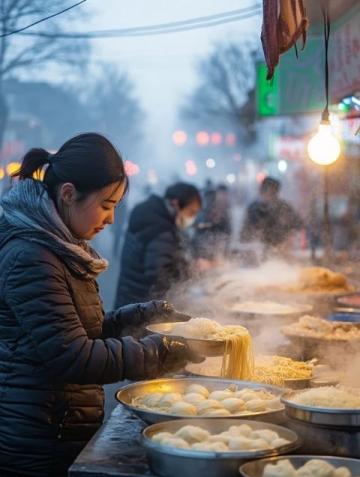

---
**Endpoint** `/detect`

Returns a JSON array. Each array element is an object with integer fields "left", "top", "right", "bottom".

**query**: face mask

[{"left": 178, "top": 214, "right": 196, "bottom": 229}]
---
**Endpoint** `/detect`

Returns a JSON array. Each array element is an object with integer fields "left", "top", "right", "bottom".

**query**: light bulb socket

[{"left": 321, "top": 108, "right": 330, "bottom": 124}]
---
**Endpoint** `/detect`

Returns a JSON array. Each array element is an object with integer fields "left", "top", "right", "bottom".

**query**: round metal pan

[
  {"left": 225, "top": 302, "right": 313, "bottom": 318},
  {"left": 239, "top": 455, "right": 360, "bottom": 477},
  {"left": 116, "top": 377, "right": 285, "bottom": 424},
  {"left": 281, "top": 390, "right": 360, "bottom": 428},
  {"left": 146, "top": 322, "right": 225, "bottom": 356},
  {"left": 143, "top": 418, "right": 299, "bottom": 477}
]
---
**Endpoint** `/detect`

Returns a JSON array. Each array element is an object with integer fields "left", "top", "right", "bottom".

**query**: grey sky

[{"left": 81, "top": 0, "right": 262, "bottom": 139}]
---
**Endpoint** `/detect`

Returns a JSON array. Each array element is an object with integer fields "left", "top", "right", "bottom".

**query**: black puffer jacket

[
  {"left": 0, "top": 238, "right": 168, "bottom": 477},
  {"left": 115, "top": 195, "right": 189, "bottom": 307}
]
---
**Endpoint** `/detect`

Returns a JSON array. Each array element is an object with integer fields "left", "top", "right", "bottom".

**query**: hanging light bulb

[
  {"left": 307, "top": 5, "right": 341, "bottom": 168},
  {"left": 308, "top": 119, "right": 341, "bottom": 166}
]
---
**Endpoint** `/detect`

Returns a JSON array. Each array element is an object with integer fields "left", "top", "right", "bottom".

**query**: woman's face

[
  {"left": 175, "top": 199, "right": 201, "bottom": 229},
  {"left": 58, "top": 181, "right": 126, "bottom": 240}
]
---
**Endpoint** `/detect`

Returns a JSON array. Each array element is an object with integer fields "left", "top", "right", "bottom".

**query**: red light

[
  {"left": 196, "top": 131, "right": 210, "bottom": 146},
  {"left": 125, "top": 160, "right": 140, "bottom": 176},
  {"left": 256, "top": 172, "right": 266, "bottom": 183},
  {"left": 172, "top": 130, "right": 187, "bottom": 146},
  {"left": 225, "top": 133, "right": 236, "bottom": 146},
  {"left": 211, "top": 132, "right": 222, "bottom": 145},
  {"left": 185, "top": 160, "right": 197, "bottom": 176}
]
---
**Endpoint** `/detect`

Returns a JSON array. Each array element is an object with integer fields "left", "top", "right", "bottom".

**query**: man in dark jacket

[
  {"left": 115, "top": 182, "right": 201, "bottom": 307},
  {"left": 241, "top": 176, "right": 303, "bottom": 249}
]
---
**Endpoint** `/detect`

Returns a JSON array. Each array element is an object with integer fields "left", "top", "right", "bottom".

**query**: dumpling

[
  {"left": 175, "top": 425, "right": 210, "bottom": 443},
  {"left": 208, "top": 434, "right": 230, "bottom": 444},
  {"left": 209, "top": 390, "right": 233, "bottom": 401},
  {"left": 265, "top": 398, "right": 282, "bottom": 410},
  {"left": 183, "top": 393, "right": 206, "bottom": 404},
  {"left": 152, "top": 431, "right": 173, "bottom": 444},
  {"left": 252, "top": 429, "right": 280, "bottom": 444},
  {"left": 160, "top": 437, "right": 190, "bottom": 449},
  {"left": 185, "top": 384, "right": 210, "bottom": 398},
  {"left": 228, "top": 436, "right": 254, "bottom": 451},
  {"left": 249, "top": 438, "right": 270, "bottom": 450},
  {"left": 221, "top": 398, "right": 245, "bottom": 413},
  {"left": 333, "top": 467, "right": 352, "bottom": 477},
  {"left": 191, "top": 441, "right": 228, "bottom": 452},
  {"left": 272, "top": 438, "right": 290, "bottom": 448},
  {"left": 297, "top": 459, "right": 336, "bottom": 477},
  {"left": 201, "top": 408, "right": 231, "bottom": 417},
  {"left": 196, "top": 399, "right": 223, "bottom": 414},
  {"left": 169, "top": 401, "right": 197, "bottom": 416},
  {"left": 245, "top": 399, "right": 266, "bottom": 412},
  {"left": 263, "top": 460, "right": 297, "bottom": 477},
  {"left": 234, "top": 390, "right": 258, "bottom": 402},
  {"left": 159, "top": 392, "right": 182, "bottom": 407},
  {"left": 142, "top": 392, "right": 163, "bottom": 408},
  {"left": 232, "top": 424, "right": 253, "bottom": 437}
]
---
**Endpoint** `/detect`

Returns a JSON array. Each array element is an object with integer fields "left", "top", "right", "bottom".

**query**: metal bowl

[
  {"left": 239, "top": 455, "right": 360, "bottom": 476},
  {"left": 146, "top": 322, "right": 225, "bottom": 356},
  {"left": 281, "top": 390, "right": 360, "bottom": 428},
  {"left": 116, "top": 377, "right": 285, "bottom": 424},
  {"left": 225, "top": 302, "right": 313, "bottom": 319},
  {"left": 185, "top": 358, "right": 313, "bottom": 390},
  {"left": 143, "top": 418, "right": 299, "bottom": 477}
]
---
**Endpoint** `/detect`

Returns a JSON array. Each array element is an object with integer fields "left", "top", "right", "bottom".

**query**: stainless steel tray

[
  {"left": 116, "top": 377, "right": 285, "bottom": 424},
  {"left": 281, "top": 390, "right": 360, "bottom": 428},
  {"left": 143, "top": 418, "right": 299, "bottom": 477},
  {"left": 240, "top": 455, "right": 360, "bottom": 477},
  {"left": 146, "top": 322, "right": 225, "bottom": 356},
  {"left": 225, "top": 302, "right": 313, "bottom": 318}
]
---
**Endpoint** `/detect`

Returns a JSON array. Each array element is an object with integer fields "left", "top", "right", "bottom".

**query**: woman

[
  {"left": 115, "top": 182, "right": 202, "bottom": 307},
  {"left": 0, "top": 133, "right": 200, "bottom": 477}
]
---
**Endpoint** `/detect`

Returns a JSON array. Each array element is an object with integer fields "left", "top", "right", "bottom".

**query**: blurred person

[
  {"left": 0, "top": 134, "right": 201, "bottom": 477},
  {"left": 114, "top": 182, "right": 202, "bottom": 307},
  {"left": 192, "top": 184, "right": 232, "bottom": 261},
  {"left": 240, "top": 176, "right": 303, "bottom": 253}
]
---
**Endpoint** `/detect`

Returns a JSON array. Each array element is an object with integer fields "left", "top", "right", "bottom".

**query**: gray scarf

[{"left": 0, "top": 179, "right": 108, "bottom": 279}]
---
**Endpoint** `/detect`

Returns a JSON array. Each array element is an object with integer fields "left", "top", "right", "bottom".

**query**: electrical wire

[
  {"left": 0, "top": 0, "right": 87, "bottom": 38},
  {"left": 16, "top": 5, "right": 262, "bottom": 39},
  {"left": 321, "top": 2, "right": 331, "bottom": 121}
]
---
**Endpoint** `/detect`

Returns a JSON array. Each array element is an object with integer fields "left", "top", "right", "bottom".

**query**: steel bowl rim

[
  {"left": 281, "top": 390, "right": 360, "bottom": 415},
  {"left": 225, "top": 302, "right": 313, "bottom": 317},
  {"left": 239, "top": 454, "right": 360, "bottom": 476},
  {"left": 146, "top": 322, "right": 229, "bottom": 345},
  {"left": 142, "top": 418, "right": 300, "bottom": 460}
]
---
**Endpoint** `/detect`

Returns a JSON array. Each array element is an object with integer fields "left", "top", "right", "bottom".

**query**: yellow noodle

[{"left": 220, "top": 330, "right": 254, "bottom": 380}]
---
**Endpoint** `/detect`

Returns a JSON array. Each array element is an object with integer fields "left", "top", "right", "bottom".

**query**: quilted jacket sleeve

[{"left": 4, "top": 248, "right": 161, "bottom": 384}]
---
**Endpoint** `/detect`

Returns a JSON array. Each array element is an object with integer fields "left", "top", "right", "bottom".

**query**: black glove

[
  {"left": 141, "top": 334, "right": 204, "bottom": 377},
  {"left": 103, "top": 300, "right": 190, "bottom": 339}
]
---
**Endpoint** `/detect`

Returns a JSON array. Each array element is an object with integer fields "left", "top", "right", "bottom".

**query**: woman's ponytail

[{"left": 12, "top": 148, "right": 50, "bottom": 180}]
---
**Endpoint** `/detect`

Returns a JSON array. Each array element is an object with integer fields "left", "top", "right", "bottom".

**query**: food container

[
  {"left": 239, "top": 455, "right": 360, "bottom": 477},
  {"left": 143, "top": 418, "right": 299, "bottom": 477},
  {"left": 116, "top": 377, "right": 285, "bottom": 424},
  {"left": 281, "top": 390, "right": 360, "bottom": 428},
  {"left": 146, "top": 322, "right": 225, "bottom": 356},
  {"left": 185, "top": 357, "right": 314, "bottom": 390}
]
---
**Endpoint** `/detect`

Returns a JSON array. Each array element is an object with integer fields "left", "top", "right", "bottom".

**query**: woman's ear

[
  {"left": 58, "top": 183, "right": 77, "bottom": 206},
  {"left": 170, "top": 198, "right": 180, "bottom": 212}
]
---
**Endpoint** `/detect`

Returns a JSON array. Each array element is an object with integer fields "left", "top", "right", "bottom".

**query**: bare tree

[
  {"left": 181, "top": 41, "right": 260, "bottom": 144},
  {"left": 0, "top": 0, "right": 88, "bottom": 149},
  {"left": 85, "top": 64, "right": 145, "bottom": 157}
]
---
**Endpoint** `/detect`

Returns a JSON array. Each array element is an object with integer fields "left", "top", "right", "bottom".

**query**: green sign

[
  {"left": 256, "top": 37, "right": 325, "bottom": 116},
  {"left": 256, "top": 64, "right": 280, "bottom": 116}
]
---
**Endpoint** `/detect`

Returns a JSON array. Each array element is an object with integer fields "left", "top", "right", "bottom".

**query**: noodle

[{"left": 171, "top": 318, "right": 254, "bottom": 380}]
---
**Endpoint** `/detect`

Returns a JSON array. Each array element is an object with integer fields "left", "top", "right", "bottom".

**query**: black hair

[
  {"left": 164, "top": 182, "right": 202, "bottom": 209},
  {"left": 260, "top": 176, "right": 281, "bottom": 194},
  {"left": 13, "top": 133, "right": 128, "bottom": 200}
]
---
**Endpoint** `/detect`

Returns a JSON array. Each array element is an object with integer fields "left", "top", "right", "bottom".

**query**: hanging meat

[{"left": 261, "top": 0, "right": 308, "bottom": 80}]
